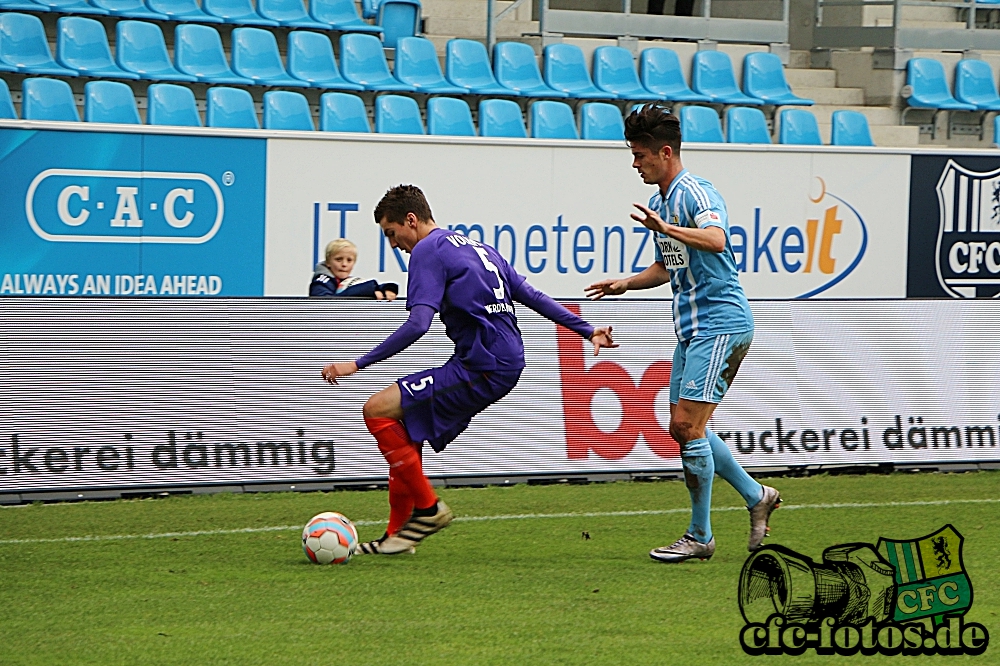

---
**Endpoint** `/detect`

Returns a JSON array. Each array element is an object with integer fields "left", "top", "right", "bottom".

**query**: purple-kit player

[{"left": 322, "top": 185, "right": 617, "bottom": 555}]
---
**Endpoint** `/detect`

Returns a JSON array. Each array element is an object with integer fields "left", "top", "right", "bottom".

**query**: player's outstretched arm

[
  {"left": 585, "top": 262, "right": 669, "bottom": 300},
  {"left": 631, "top": 203, "right": 726, "bottom": 253},
  {"left": 321, "top": 304, "right": 435, "bottom": 384},
  {"left": 511, "top": 280, "right": 616, "bottom": 355},
  {"left": 589, "top": 326, "right": 619, "bottom": 356}
]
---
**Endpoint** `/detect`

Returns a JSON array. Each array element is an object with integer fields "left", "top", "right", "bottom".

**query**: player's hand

[
  {"left": 321, "top": 361, "right": 358, "bottom": 384},
  {"left": 585, "top": 279, "right": 628, "bottom": 300},
  {"left": 589, "top": 326, "right": 619, "bottom": 356},
  {"left": 631, "top": 203, "right": 669, "bottom": 235}
]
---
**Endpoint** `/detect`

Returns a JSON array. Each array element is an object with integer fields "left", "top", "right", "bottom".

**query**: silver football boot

[
  {"left": 649, "top": 533, "right": 716, "bottom": 563},
  {"left": 747, "top": 485, "right": 781, "bottom": 552}
]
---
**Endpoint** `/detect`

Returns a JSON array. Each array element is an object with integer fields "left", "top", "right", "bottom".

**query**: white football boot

[
  {"left": 747, "top": 485, "right": 781, "bottom": 552},
  {"left": 649, "top": 533, "right": 716, "bottom": 563}
]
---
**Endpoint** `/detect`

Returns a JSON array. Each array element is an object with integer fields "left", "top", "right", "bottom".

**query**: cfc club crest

[
  {"left": 934, "top": 159, "right": 1000, "bottom": 298},
  {"left": 876, "top": 524, "right": 972, "bottom": 625}
]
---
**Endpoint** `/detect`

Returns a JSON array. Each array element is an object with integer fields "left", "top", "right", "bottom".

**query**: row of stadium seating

[
  {"left": 905, "top": 57, "right": 1000, "bottom": 112},
  {"left": 0, "top": 76, "right": 876, "bottom": 145},
  {"left": 0, "top": 12, "right": 812, "bottom": 106},
  {"left": 0, "top": 0, "right": 392, "bottom": 34}
]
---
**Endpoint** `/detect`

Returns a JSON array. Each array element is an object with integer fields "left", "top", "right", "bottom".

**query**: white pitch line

[{"left": 0, "top": 497, "right": 996, "bottom": 546}]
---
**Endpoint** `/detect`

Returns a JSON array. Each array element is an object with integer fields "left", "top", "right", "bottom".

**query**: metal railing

[{"left": 487, "top": 0, "right": 532, "bottom": 52}]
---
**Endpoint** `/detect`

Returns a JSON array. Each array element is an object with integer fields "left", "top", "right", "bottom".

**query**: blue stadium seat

[
  {"left": 531, "top": 100, "right": 578, "bottom": 139},
  {"left": 691, "top": 51, "right": 763, "bottom": 105},
  {"left": 206, "top": 86, "right": 259, "bottom": 128},
  {"left": 639, "top": 48, "right": 710, "bottom": 102},
  {"left": 361, "top": 0, "right": 378, "bottom": 18},
  {"left": 394, "top": 37, "right": 468, "bottom": 94},
  {"left": 543, "top": 43, "right": 614, "bottom": 99},
  {"left": 0, "top": 0, "right": 52, "bottom": 11},
  {"left": 445, "top": 39, "right": 513, "bottom": 95},
  {"left": 146, "top": 0, "right": 223, "bottom": 21},
  {"left": 22, "top": 78, "right": 79, "bottom": 121},
  {"left": 231, "top": 27, "right": 309, "bottom": 87},
  {"left": 339, "top": 33, "right": 415, "bottom": 91},
  {"left": 592, "top": 46, "right": 660, "bottom": 101},
  {"left": 258, "top": 0, "right": 329, "bottom": 28},
  {"left": 954, "top": 59, "right": 1000, "bottom": 111},
  {"left": 0, "top": 79, "right": 17, "bottom": 119},
  {"left": 204, "top": 0, "right": 278, "bottom": 25},
  {"left": 905, "top": 58, "right": 975, "bottom": 111},
  {"left": 90, "top": 0, "right": 169, "bottom": 20},
  {"left": 378, "top": 0, "right": 420, "bottom": 50},
  {"left": 310, "top": 0, "right": 382, "bottom": 33},
  {"left": 679, "top": 105, "right": 723, "bottom": 143},
  {"left": 0, "top": 13, "right": 77, "bottom": 76},
  {"left": 147, "top": 83, "right": 202, "bottom": 126},
  {"left": 287, "top": 31, "right": 363, "bottom": 90},
  {"left": 84, "top": 80, "right": 140, "bottom": 123},
  {"left": 830, "top": 109, "right": 874, "bottom": 146},
  {"left": 57, "top": 17, "right": 140, "bottom": 79},
  {"left": 478, "top": 98, "right": 526, "bottom": 138},
  {"left": 116, "top": 21, "right": 197, "bottom": 82},
  {"left": 374, "top": 94, "right": 424, "bottom": 134},
  {"left": 426, "top": 96, "right": 474, "bottom": 136},
  {"left": 494, "top": 42, "right": 568, "bottom": 98},
  {"left": 319, "top": 92, "right": 370, "bottom": 132},
  {"left": 263, "top": 90, "right": 314, "bottom": 130},
  {"left": 175, "top": 24, "right": 253, "bottom": 84},
  {"left": 33, "top": 0, "right": 109, "bottom": 15},
  {"left": 744, "top": 52, "right": 814, "bottom": 106},
  {"left": 580, "top": 102, "right": 624, "bottom": 140},
  {"left": 778, "top": 108, "right": 821, "bottom": 145},
  {"left": 726, "top": 106, "right": 771, "bottom": 143},
  {"left": 995, "top": 115, "right": 1000, "bottom": 147}
]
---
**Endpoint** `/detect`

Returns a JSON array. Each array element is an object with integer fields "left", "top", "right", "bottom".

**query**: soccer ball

[{"left": 302, "top": 512, "right": 359, "bottom": 564}]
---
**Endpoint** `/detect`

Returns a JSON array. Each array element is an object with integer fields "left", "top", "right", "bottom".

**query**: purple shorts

[{"left": 398, "top": 357, "right": 522, "bottom": 453}]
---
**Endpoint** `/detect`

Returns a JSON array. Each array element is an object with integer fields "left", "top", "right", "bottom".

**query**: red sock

[
  {"left": 365, "top": 417, "right": 438, "bottom": 511},
  {"left": 386, "top": 472, "right": 413, "bottom": 536}
]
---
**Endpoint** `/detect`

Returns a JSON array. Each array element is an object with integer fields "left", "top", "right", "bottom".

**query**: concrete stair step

[
  {"left": 809, "top": 104, "right": 899, "bottom": 125},
  {"left": 874, "top": 18, "right": 967, "bottom": 28},
  {"left": 791, "top": 86, "right": 865, "bottom": 105},
  {"left": 785, "top": 68, "right": 836, "bottom": 87},
  {"left": 788, "top": 50, "right": 811, "bottom": 69},
  {"left": 863, "top": 5, "right": 958, "bottom": 23},
  {"left": 423, "top": 16, "right": 538, "bottom": 38},
  {"left": 423, "top": 0, "right": 526, "bottom": 21}
]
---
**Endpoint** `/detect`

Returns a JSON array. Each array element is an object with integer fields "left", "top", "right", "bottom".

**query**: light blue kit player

[{"left": 586, "top": 104, "right": 781, "bottom": 563}]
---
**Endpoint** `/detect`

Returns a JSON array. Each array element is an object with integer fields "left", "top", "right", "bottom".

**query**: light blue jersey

[{"left": 651, "top": 169, "right": 753, "bottom": 341}]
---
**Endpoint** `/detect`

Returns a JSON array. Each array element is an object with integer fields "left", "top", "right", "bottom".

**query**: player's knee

[
  {"left": 362, "top": 396, "right": 381, "bottom": 420},
  {"left": 670, "top": 420, "right": 696, "bottom": 446}
]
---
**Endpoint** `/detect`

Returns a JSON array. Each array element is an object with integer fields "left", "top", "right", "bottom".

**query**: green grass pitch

[{"left": 0, "top": 471, "right": 997, "bottom": 665}]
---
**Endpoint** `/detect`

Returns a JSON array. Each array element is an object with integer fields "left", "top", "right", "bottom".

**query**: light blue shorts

[{"left": 669, "top": 330, "right": 754, "bottom": 404}]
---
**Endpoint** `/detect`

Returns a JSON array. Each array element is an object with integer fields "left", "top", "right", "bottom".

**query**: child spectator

[{"left": 310, "top": 239, "right": 398, "bottom": 299}]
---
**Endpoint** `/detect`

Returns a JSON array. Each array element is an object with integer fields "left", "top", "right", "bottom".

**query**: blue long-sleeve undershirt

[{"left": 512, "top": 280, "right": 594, "bottom": 340}]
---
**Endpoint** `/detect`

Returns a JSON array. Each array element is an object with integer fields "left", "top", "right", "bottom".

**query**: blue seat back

[
  {"left": 288, "top": 30, "right": 341, "bottom": 81},
  {"left": 320, "top": 92, "right": 370, "bottom": 132},
  {"left": 312, "top": 0, "right": 367, "bottom": 25},
  {"left": 0, "top": 78, "right": 17, "bottom": 119},
  {"left": 85, "top": 80, "right": 140, "bottom": 123},
  {"left": 955, "top": 58, "right": 1000, "bottom": 106},
  {"left": 116, "top": 20, "right": 173, "bottom": 74},
  {"left": 995, "top": 115, "right": 1000, "bottom": 147},
  {"left": 494, "top": 42, "right": 546, "bottom": 90},
  {"left": 91, "top": 0, "right": 167, "bottom": 18},
  {"left": 907, "top": 58, "right": 958, "bottom": 104},
  {"left": 478, "top": 99, "right": 526, "bottom": 138},
  {"left": 340, "top": 33, "right": 394, "bottom": 81},
  {"left": 592, "top": 46, "right": 644, "bottom": 91},
  {"left": 206, "top": 87, "right": 259, "bottom": 128},
  {"left": 778, "top": 108, "right": 821, "bottom": 145},
  {"left": 531, "top": 100, "right": 578, "bottom": 139},
  {"left": 726, "top": 106, "right": 771, "bottom": 143},
  {"left": 204, "top": 0, "right": 270, "bottom": 22},
  {"left": 743, "top": 52, "right": 793, "bottom": 99},
  {"left": 378, "top": 0, "right": 420, "bottom": 50},
  {"left": 0, "top": 13, "right": 62, "bottom": 70},
  {"left": 395, "top": 36, "right": 446, "bottom": 86},
  {"left": 23, "top": 78, "right": 80, "bottom": 121},
  {"left": 232, "top": 27, "right": 289, "bottom": 79},
  {"left": 147, "top": 0, "right": 215, "bottom": 18},
  {"left": 263, "top": 90, "right": 314, "bottom": 130},
  {"left": 446, "top": 39, "right": 500, "bottom": 88},
  {"left": 427, "top": 96, "right": 474, "bottom": 136},
  {"left": 259, "top": 0, "right": 313, "bottom": 23},
  {"left": 679, "top": 105, "right": 723, "bottom": 143},
  {"left": 375, "top": 94, "right": 424, "bottom": 134},
  {"left": 830, "top": 109, "right": 874, "bottom": 146},
  {"left": 544, "top": 43, "right": 597, "bottom": 92},
  {"left": 640, "top": 48, "right": 689, "bottom": 94},
  {"left": 362, "top": 0, "right": 379, "bottom": 18},
  {"left": 691, "top": 50, "right": 742, "bottom": 97},
  {"left": 57, "top": 16, "right": 117, "bottom": 71},
  {"left": 580, "top": 102, "right": 624, "bottom": 140},
  {"left": 175, "top": 24, "right": 237, "bottom": 79},
  {"left": 148, "top": 83, "right": 201, "bottom": 126}
]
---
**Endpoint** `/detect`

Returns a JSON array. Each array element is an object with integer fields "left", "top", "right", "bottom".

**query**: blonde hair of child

[{"left": 325, "top": 238, "right": 357, "bottom": 262}]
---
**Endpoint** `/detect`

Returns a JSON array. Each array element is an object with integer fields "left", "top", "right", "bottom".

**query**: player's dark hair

[
  {"left": 624, "top": 104, "right": 682, "bottom": 155},
  {"left": 373, "top": 184, "right": 434, "bottom": 225}
]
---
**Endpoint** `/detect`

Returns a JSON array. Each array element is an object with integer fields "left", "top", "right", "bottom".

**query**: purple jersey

[{"left": 406, "top": 228, "right": 526, "bottom": 372}]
